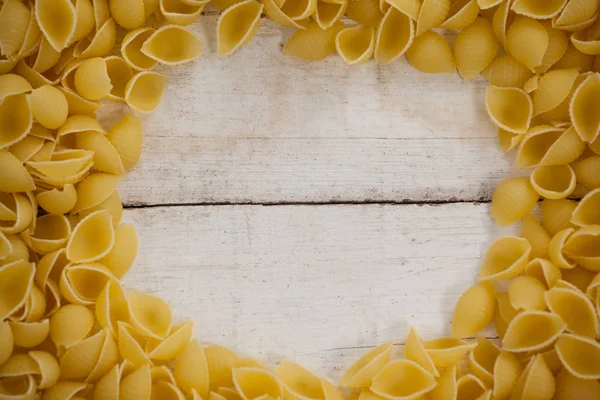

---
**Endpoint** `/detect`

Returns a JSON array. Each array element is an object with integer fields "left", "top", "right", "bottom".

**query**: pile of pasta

[{"left": 2, "top": 0, "right": 600, "bottom": 398}]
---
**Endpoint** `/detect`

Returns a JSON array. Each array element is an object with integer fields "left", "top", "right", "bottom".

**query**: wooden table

[{"left": 102, "top": 16, "right": 520, "bottom": 379}]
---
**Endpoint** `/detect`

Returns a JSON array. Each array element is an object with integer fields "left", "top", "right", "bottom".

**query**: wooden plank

[
  {"left": 95, "top": 16, "right": 517, "bottom": 206},
  {"left": 121, "top": 203, "right": 517, "bottom": 379}
]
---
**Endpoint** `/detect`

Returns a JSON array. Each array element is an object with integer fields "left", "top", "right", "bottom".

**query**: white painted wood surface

[
  {"left": 122, "top": 204, "right": 516, "bottom": 379},
  {"left": 96, "top": 16, "right": 518, "bottom": 206}
]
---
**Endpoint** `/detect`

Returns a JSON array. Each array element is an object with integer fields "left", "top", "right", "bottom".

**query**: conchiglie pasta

[
  {"left": 491, "top": 177, "right": 539, "bottom": 226},
  {"left": 451, "top": 281, "right": 495, "bottom": 337},
  {"left": 339, "top": 342, "right": 392, "bottom": 388},
  {"left": 35, "top": 0, "right": 77, "bottom": 51},
  {"left": 315, "top": 0, "right": 347, "bottom": 30},
  {"left": 128, "top": 290, "right": 172, "bottom": 339},
  {"left": 120, "top": 363, "right": 151, "bottom": 400},
  {"left": 159, "top": 0, "right": 205, "bottom": 26},
  {"left": 96, "top": 279, "right": 129, "bottom": 335},
  {"left": 104, "top": 56, "right": 134, "bottom": 102},
  {"left": 508, "top": 276, "right": 547, "bottom": 311},
  {"left": 0, "top": 152, "right": 35, "bottom": 193},
  {"left": 174, "top": 340, "right": 209, "bottom": 397},
  {"left": 493, "top": 352, "right": 522, "bottom": 400},
  {"left": 533, "top": 68, "right": 579, "bottom": 116},
  {"left": 36, "top": 185, "right": 77, "bottom": 215},
  {"left": 335, "top": 25, "right": 376, "bottom": 65},
  {"left": 521, "top": 215, "right": 551, "bottom": 258},
  {"left": 284, "top": 21, "right": 344, "bottom": 61},
  {"left": 572, "top": 155, "right": 600, "bottom": 189},
  {"left": 516, "top": 125, "right": 584, "bottom": 167},
  {"left": 502, "top": 310, "right": 565, "bottom": 352},
  {"left": 216, "top": 1, "right": 262, "bottom": 56},
  {"left": 563, "top": 225, "right": 600, "bottom": 271},
  {"left": 510, "top": 355, "right": 555, "bottom": 400},
  {"left": 570, "top": 73, "right": 600, "bottom": 143},
  {"left": 72, "top": 172, "right": 120, "bottom": 214},
  {"left": 125, "top": 71, "right": 167, "bottom": 113},
  {"left": 511, "top": 0, "right": 569, "bottom": 19},
  {"left": 469, "top": 337, "right": 500, "bottom": 383},
  {"left": 142, "top": 25, "right": 203, "bottom": 64},
  {"left": 374, "top": 7, "right": 414, "bottom": 63},
  {"left": 405, "top": 327, "right": 438, "bottom": 377},
  {"left": 571, "top": 188, "right": 600, "bottom": 226},
  {"left": 117, "top": 322, "right": 151, "bottom": 367},
  {"left": 0, "top": 260, "right": 34, "bottom": 320},
  {"left": 441, "top": 0, "right": 480, "bottom": 30},
  {"left": 530, "top": 164, "right": 576, "bottom": 199},
  {"left": 66, "top": 210, "right": 115, "bottom": 263},
  {"left": 74, "top": 17, "right": 117, "bottom": 58},
  {"left": 454, "top": 18, "right": 499, "bottom": 79},
  {"left": 276, "top": 360, "right": 324, "bottom": 400},
  {"left": 507, "top": 16, "right": 549, "bottom": 72},
  {"left": 74, "top": 57, "right": 112, "bottom": 101},
  {"left": 555, "top": 334, "right": 600, "bottom": 379},
  {"left": 48, "top": 304, "right": 94, "bottom": 350},
  {"left": 9, "top": 319, "right": 50, "bottom": 348},
  {"left": 482, "top": 55, "right": 533, "bottom": 88},
  {"left": 75, "top": 131, "right": 124, "bottom": 175},
  {"left": 416, "top": 0, "right": 451, "bottom": 36},
  {"left": 485, "top": 86, "right": 533, "bottom": 133},
  {"left": 70, "top": 0, "right": 95, "bottom": 44},
  {"left": 58, "top": 328, "right": 106, "bottom": 380},
  {"left": 109, "top": 0, "right": 145, "bottom": 30},
  {"left": 78, "top": 189, "right": 123, "bottom": 228},
  {"left": 59, "top": 262, "right": 115, "bottom": 305},
  {"left": 346, "top": 0, "right": 383, "bottom": 25},
  {"left": 428, "top": 365, "right": 457, "bottom": 400},
  {"left": 406, "top": 31, "right": 455, "bottom": 73},
  {"left": 456, "top": 374, "right": 487, "bottom": 400},
  {"left": 25, "top": 214, "right": 72, "bottom": 254},
  {"left": 545, "top": 287, "right": 599, "bottom": 338},
  {"left": 554, "top": 368, "right": 600, "bottom": 400},
  {"left": 0, "top": 0, "right": 31, "bottom": 57},
  {"left": 370, "top": 360, "right": 437, "bottom": 399},
  {"left": 146, "top": 320, "right": 193, "bottom": 361},
  {"left": 525, "top": 258, "right": 561, "bottom": 288},
  {"left": 424, "top": 337, "right": 476, "bottom": 367},
  {"left": 541, "top": 198, "right": 577, "bottom": 236},
  {"left": 0, "top": 93, "right": 33, "bottom": 151},
  {"left": 121, "top": 28, "right": 158, "bottom": 71}
]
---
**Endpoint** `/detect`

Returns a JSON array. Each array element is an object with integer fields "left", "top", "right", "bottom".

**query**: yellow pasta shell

[
  {"left": 0, "top": 152, "right": 34, "bottom": 193},
  {"left": 335, "top": 25, "right": 375, "bottom": 65},
  {"left": 76, "top": 130, "right": 124, "bottom": 175},
  {"left": 104, "top": 56, "right": 134, "bottom": 102},
  {"left": 428, "top": 365, "right": 456, "bottom": 400},
  {"left": 454, "top": 18, "right": 499, "bottom": 80},
  {"left": 96, "top": 279, "right": 129, "bottom": 335},
  {"left": 0, "top": 260, "right": 34, "bottom": 320},
  {"left": 78, "top": 190, "right": 122, "bottom": 229},
  {"left": 482, "top": 55, "right": 532, "bottom": 88},
  {"left": 9, "top": 135, "right": 44, "bottom": 163},
  {"left": 316, "top": 0, "right": 348, "bottom": 30},
  {"left": 27, "top": 149, "right": 94, "bottom": 183},
  {"left": 0, "top": 322, "right": 14, "bottom": 365},
  {"left": 386, "top": 0, "right": 421, "bottom": 20},
  {"left": 370, "top": 360, "right": 436, "bottom": 399},
  {"left": 424, "top": 337, "right": 476, "bottom": 367},
  {"left": 35, "top": 0, "right": 77, "bottom": 51},
  {"left": 86, "top": 328, "right": 118, "bottom": 383},
  {"left": 58, "top": 328, "right": 105, "bottom": 380},
  {"left": 284, "top": 21, "right": 344, "bottom": 61},
  {"left": 468, "top": 337, "right": 499, "bottom": 383},
  {"left": 29, "top": 350, "right": 59, "bottom": 389},
  {"left": 563, "top": 224, "right": 600, "bottom": 271},
  {"left": 49, "top": 304, "right": 94, "bottom": 350},
  {"left": 146, "top": 320, "right": 193, "bottom": 361},
  {"left": 545, "top": 286, "right": 599, "bottom": 338},
  {"left": 56, "top": 113, "right": 104, "bottom": 143},
  {"left": 510, "top": 354, "right": 555, "bottom": 400},
  {"left": 534, "top": 68, "right": 579, "bottom": 116},
  {"left": 59, "top": 262, "right": 115, "bottom": 305},
  {"left": 276, "top": 359, "right": 324, "bottom": 400},
  {"left": 511, "top": 0, "right": 568, "bottom": 19},
  {"left": 9, "top": 320, "right": 50, "bottom": 348},
  {"left": 70, "top": 0, "right": 95, "bottom": 44},
  {"left": 404, "top": 326, "right": 438, "bottom": 377},
  {"left": 58, "top": 86, "right": 103, "bottom": 116},
  {"left": 232, "top": 367, "right": 282, "bottom": 400},
  {"left": 216, "top": 2, "right": 261, "bottom": 57},
  {"left": 0, "top": 193, "right": 34, "bottom": 234},
  {"left": 485, "top": 86, "right": 532, "bottom": 133},
  {"left": 94, "top": 362, "right": 122, "bottom": 399},
  {"left": 66, "top": 210, "right": 115, "bottom": 263},
  {"left": 570, "top": 73, "right": 600, "bottom": 143},
  {"left": 26, "top": 214, "right": 72, "bottom": 254},
  {"left": 572, "top": 155, "right": 600, "bottom": 189},
  {"left": 74, "top": 57, "right": 113, "bottom": 101},
  {"left": 142, "top": 25, "right": 203, "bottom": 64},
  {"left": 508, "top": 276, "right": 547, "bottom": 311},
  {"left": 442, "top": 0, "right": 480, "bottom": 30},
  {"left": 41, "top": 380, "right": 88, "bottom": 400},
  {"left": 537, "top": 22, "right": 569, "bottom": 73},
  {"left": 451, "top": 281, "right": 495, "bottom": 337},
  {"left": 174, "top": 340, "right": 209, "bottom": 397},
  {"left": 0, "top": 94, "right": 33, "bottom": 151},
  {"left": 0, "top": 74, "right": 33, "bottom": 101},
  {"left": 507, "top": 15, "right": 549, "bottom": 71},
  {"left": 554, "top": 368, "right": 600, "bottom": 400},
  {"left": 125, "top": 71, "right": 167, "bottom": 113},
  {"left": 36, "top": 184, "right": 77, "bottom": 215},
  {"left": 160, "top": 0, "right": 204, "bottom": 25},
  {"left": 521, "top": 215, "right": 551, "bottom": 258},
  {"left": 549, "top": 227, "right": 578, "bottom": 269},
  {"left": 572, "top": 188, "right": 600, "bottom": 226},
  {"left": 491, "top": 177, "right": 539, "bottom": 226},
  {"left": 479, "top": 236, "right": 531, "bottom": 280},
  {"left": 570, "top": 21, "right": 600, "bottom": 57},
  {"left": 205, "top": 345, "right": 238, "bottom": 389},
  {"left": 35, "top": 248, "right": 68, "bottom": 290},
  {"left": 106, "top": 114, "right": 143, "bottom": 171},
  {"left": 0, "top": 0, "right": 31, "bottom": 57},
  {"left": 346, "top": 0, "right": 383, "bottom": 25},
  {"left": 118, "top": 322, "right": 151, "bottom": 367},
  {"left": 72, "top": 172, "right": 119, "bottom": 214},
  {"left": 374, "top": 7, "right": 415, "bottom": 63},
  {"left": 416, "top": 0, "right": 450, "bottom": 36},
  {"left": 120, "top": 364, "right": 151, "bottom": 400},
  {"left": 553, "top": 42, "right": 595, "bottom": 71},
  {"left": 516, "top": 125, "right": 585, "bottom": 167},
  {"left": 554, "top": 0, "right": 598, "bottom": 31},
  {"left": 74, "top": 17, "right": 117, "bottom": 58},
  {"left": 531, "top": 164, "right": 576, "bottom": 199},
  {"left": 339, "top": 342, "right": 392, "bottom": 388},
  {"left": 555, "top": 333, "right": 600, "bottom": 379},
  {"left": 525, "top": 258, "right": 561, "bottom": 288},
  {"left": 263, "top": 0, "right": 306, "bottom": 29},
  {"left": 110, "top": 0, "right": 145, "bottom": 30},
  {"left": 502, "top": 310, "right": 565, "bottom": 352},
  {"left": 455, "top": 374, "right": 487, "bottom": 400},
  {"left": 492, "top": 352, "right": 522, "bottom": 400},
  {"left": 0, "top": 375, "right": 37, "bottom": 399},
  {"left": 406, "top": 31, "right": 455, "bottom": 73},
  {"left": 128, "top": 290, "right": 172, "bottom": 339}
]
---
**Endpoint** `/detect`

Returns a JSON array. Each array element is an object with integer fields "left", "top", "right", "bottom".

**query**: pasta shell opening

[
  {"left": 0, "top": 260, "right": 35, "bottom": 320},
  {"left": 60, "top": 262, "right": 115, "bottom": 305},
  {"left": 502, "top": 310, "right": 565, "bottom": 352},
  {"left": 511, "top": 0, "right": 568, "bottom": 19},
  {"left": 416, "top": 0, "right": 450, "bottom": 36},
  {"left": 571, "top": 188, "right": 600, "bottom": 226},
  {"left": 74, "top": 17, "right": 117, "bottom": 58},
  {"left": 530, "top": 164, "right": 576, "bottom": 199},
  {"left": 66, "top": 210, "right": 115, "bottom": 263},
  {"left": 128, "top": 290, "right": 172, "bottom": 339},
  {"left": 370, "top": 360, "right": 437, "bottom": 399},
  {"left": 563, "top": 225, "right": 600, "bottom": 271},
  {"left": 121, "top": 27, "right": 158, "bottom": 71},
  {"left": 492, "top": 352, "right": 522, "bottom": 400},
  {"left": 216, "top": 2, "right": 262, "bottom": 57},
  {"left": 511, "top": 355, "right": 555, "bottom": 400},
  {"left": 0, "top": 94, "right": 32, "bottom": 151},
  {"left": 35, "top": 0, "right": 77, "bottom": 51},
  {"left": 284, "top": 21, "right": 344, "bottom": 61},
  {"left": 407, "top": 30, "right": 455, "bottom": 73},
  {"left": 555, "top": 333, "right": 600, "bottom": 379},
  {"left": 105, "top": 56, "right": 134, "bottom": 101},
  {"left": 276, "top": 359, "right": 324, "bottom": 400},
  {"left": 142, "top": 25, "right": 203, "bottom": 63},
  {"left": 525, "top": 258, "right": 561, "bottom": 288},
  {"left": 520, "top": 215, "right": 551, "bottom": 259},
  {"left": 441, "top": 0, "right": 479, "bottom": 30},
  {"left": 516, "top": 125, "right": 584, "bottom": 167},
  {"left": 479, "top": 236, "right": 531, "bottom": 280},
  {"left": 469, "top": 337, "right": 499, "bottom": 383},
  {"left": 533, "top": 68, "right": 579, "bottom": 116},
  {"left": 125, "top": 71, "right": 167, "bottom": 113},
  {"left": 160, "top": 0, "right": 205, "bottom": 26},
  {"left": 545, "top": 287, "right": 599, "bottom": 338},
  {"left": 485, "top": 86, "right": 533, "bottom": 133},
  {"left": 405, "top": 326, "right": 438, "bottom": 377},
  {"left": 374, "top": 7, "right": 414, "bottom": 63},
  {"left": 204, "top": 344, "right": 238, "bottom": 389},
  {"left": 570, "top": 73, "right": 600, "bottom": 143},
  {"left": 335, "top": 25, "right": 375, "bottom": 65},
  {"left": 316, "top": 0, "right": 348, "bottom": 30},
  {"left": 508, "top": 276, "right": 547, "bottom": 311}
]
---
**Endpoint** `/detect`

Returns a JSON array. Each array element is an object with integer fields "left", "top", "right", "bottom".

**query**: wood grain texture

[
  {"left": 95, "top": 16, "right": 518, "bottom": 206},
  {"left": 122, "top": 203, "right": 517, "bottom": 379}
]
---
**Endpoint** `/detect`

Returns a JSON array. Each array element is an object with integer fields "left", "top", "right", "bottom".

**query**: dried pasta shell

[
  {"left": 405, "top": 326, "right": 438, "bottom": 377},
  {"left": 36, "top": 184, "right": 77, "bottom": 215},
  {"left": 516, "top": 125, "right": 585, "bottom": 167},
  {"left": 525, "top": 258, "right": 561, "bottom": 288},
  {"left": 76, "top": 131, "right": 124, "bottom": 175},
  {"left": 406, "top": 31, "right": 455, "bottom": 73},
  {"left": 570, "top": 73, "right": 600, "bottom": 143},
  {"left": 521, "top": 215, "right": 551, "bottom": 258},
  {"left": 485, "top": 86, "right": 532, "bottom": 133},
  {"left": 35, "top": 0, "right": 76, "bottom": 51},
  {"left": 553, "top": 42, "right": 595, "bottom": 71},
  {"left": 70, "top": 0, "right": 95, "bottom": 44},
  {"left": 0, "top": 193, "right": 34, "bottom": 234},
  {"left": 482, "top": 55, "right": 533, "bottom": 88},
  {"left": 72, "top": 172, "right": 119, "bottom": 214},
  {"left": 339, "top": 342, "right": 392, "bottom": 388},
  {"left": 555, "top": 333, "right": 600, "bottom": 379},
  {"left": 94, "top": 363, "right": 120, "bottom": 400},
  {"left": 74, "top": 57, "right": 112, "bottom": 101},
  {"left": 479, "top": 236, "right": 531, "bottom": 280},
  {"left": 0, "top": 353, "right": 40, "bottom": 378},
  {"left": 508, "top": 276, "right": 547, "bottom": 311},
  {"left": 27, "top": 148, "right": 94, "bottom": 182},
  {"left": 0, "top": 94, "right": 33, "bottom": 151},
  {"left": 316, "top": 0, "right": 347, "bottom": 30},
  {"left": 87, "top": 329, "right": 118, "bottom": 383},
  {"left": 0, "top": 74, "right": 32, "bottom": 101},
  {"left": 216, "top": 2, "right": 261, "bottom": 56},
  {"left": 454, "top": 18, "right": 499, "bottom": 79},
  {"left": 125, "top": 71, "right": 167, "bottom": 113},
  {"left": 26, "top": 214, "right": 71, "bottom": 254},
  {"left": 263, "top": 0, "right": 306, "bottom": 29},
  {"left": 563, "top": 225, "right": 600, "bottom": 271},
  {"left": 78, "top": 190, "right": 122, "bottom": 229},
  {"left": 335, "top": 25, "right": 375, "bottom": 65},
  {"left": 492, "top": 352, "right": 522, "bottom": 400},
  {"left": 554, "top": 0, "right": 598, "bottom": 31},
  {"left": 117, "top": 322, "right": 150, "bottom": 367},
  {"left": 428, "top": 365, "right": 456, "bottom": 400},
  {"left": 105, "top": 56, "right": 134, "bottom": 102},
  {"left": 478, "top": 0, "right": 502, "bottom": 9},
  {"left": 441, "top": 0, "right": 480, "bottom": 30},
  {"left": 491, "top": 178, "right": 539, "bottom": 226},
  {"left": 502, "top": 310, "right": 565, "bottom": 352},
  {"left": 66, "top": 210, "right": 115, "bottom": 263},
  {"left": 511, "top": 0, "right": 568, "bottom": 19},
  {"left": 554, "top": 368, "right": 600, "bottom": 400},
  {"left": 507, "top": 16, "right": 549, "bottom": 71},
  {"left": 511, "top": 355, "right": 555, "bottom": 400},
  {"left": 284, "top": 21, "right": 343, "bottom": 61},
  {"left": 572, "top": 188, "right": 600, "bottom": 226},
  {"left": 346, "top": 0, "right": 383, "bottom": 25},
  {"left": 494, "top": 302, "right": 509, "bottom": 339},
  {"left": 572, "top": 155, "right": 600, "bottom": 189},
  {"left": 370, "top": 360, "right": 436, "bottom": 399},
  {"left": 28, "top": 350, "right": 59, "bottom": 389},
  {"left": 232, "top": 367, "right": 282, "bottom": 400},
  {"left": 451, "top": 281, "right": 495, "bottom": 337},
  {"left": 0, "top": 152, "right": 34, "bottom": 194},
  {"left": 424, "top": 337, "right": 476, "bottom": 367},
  {"left": 0, "top": 0, "right": 31, "bottom": 57},
  {"left": 49, "top": 304, "right": 93, "bottom": 350},
  {"left": 530, "top": 165, "right": 576, "bottom": 199},
  {"left": 58, "top": 86, "right": 102, "bottom": 116},
  {"left": 120, "top": 363, "right": 151, "bottom": 400},
  {"left": 96, "top": 279, "right": 129, "bottom": 335},
  {"left": 205, "top": 345, "right": 237, "bottom": 389},
  {"left": 128, "top": 290, "right": 172, "bottom": 339},
  {"left": 455, "top": 374, "right": 487, "bottom": 400},
  {"left": 13, "top": 6, "right": 42, "bottom": 62},
  {"left": 174, "top": 340, "right": 209, "bottom": 397},
  {"left": 151, "top": 380, "right": 186, "bottom": 400},
  {"left": 160, "top": 0, "right": 204, "bottom": 25},
  {"left": 545, "top": 286, "right": 599, "bottom": 338},
  {"left": 59, "top": 328, "right": 105, "bottom": 380},
  {"left": 276, "top": 359, "right": 324, "bottom": 400},
  {"left": 105, "top": 114, "right": 143, "bottom": 171},
  {"left": 59, "top": 262, "right": 115, "bottom": 305},
  {"left": 142, "top": 25, "right": 203, "bottom": 64},
  {"left": 374, "top": 7, "right": 414, "bottom": 63},
  {"left": 534, "top": 68, "right": 579, "bottom": 116},
  {"left": 0, "top": 260, "right": 34, "bottom": 320},
  {"left": 537, "top": 23, "right": 569, "bottom": 73},
  {"left": 416, "top": 0, "right": 450, "bottom": 36},
  {"left": 549, "top": 227, "right": 577, "bottom": 269},
  {"left": 469, "top": 337, "right": 499, "bottom": 383},
  {"left": 9, "top": 320, "right": 50, "bottom": 348},
  {"left": 35, "top": 249, "right": 68, "bottom": 290},
  {"left": 122, "top": 28, "right": 158, "bottom": 71},
  {"left": 74, "top": 17, "right": 117, "bottom": 58},
  {"left": 9, "top": 135, "right": 46, "bottom": 164},
  {"left": 0, "top": 375, "right": 37, "bottom": 399},
  {"left": 146, "top": 320, "right": 193, "bottom": 361},
  {"left": 29, "top": 86, "right": 68, "bottom": 131},
  {"left": 109, "top": 0, "right": 145, "bottom": 30}
]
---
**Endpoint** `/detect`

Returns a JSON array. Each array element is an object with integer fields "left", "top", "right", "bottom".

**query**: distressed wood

[
  {"left": 122, "top": 203, "right": 517, "bottom": 379},
  {"left": 95, "top": 15, "right": 517, "bottom": 206}
]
